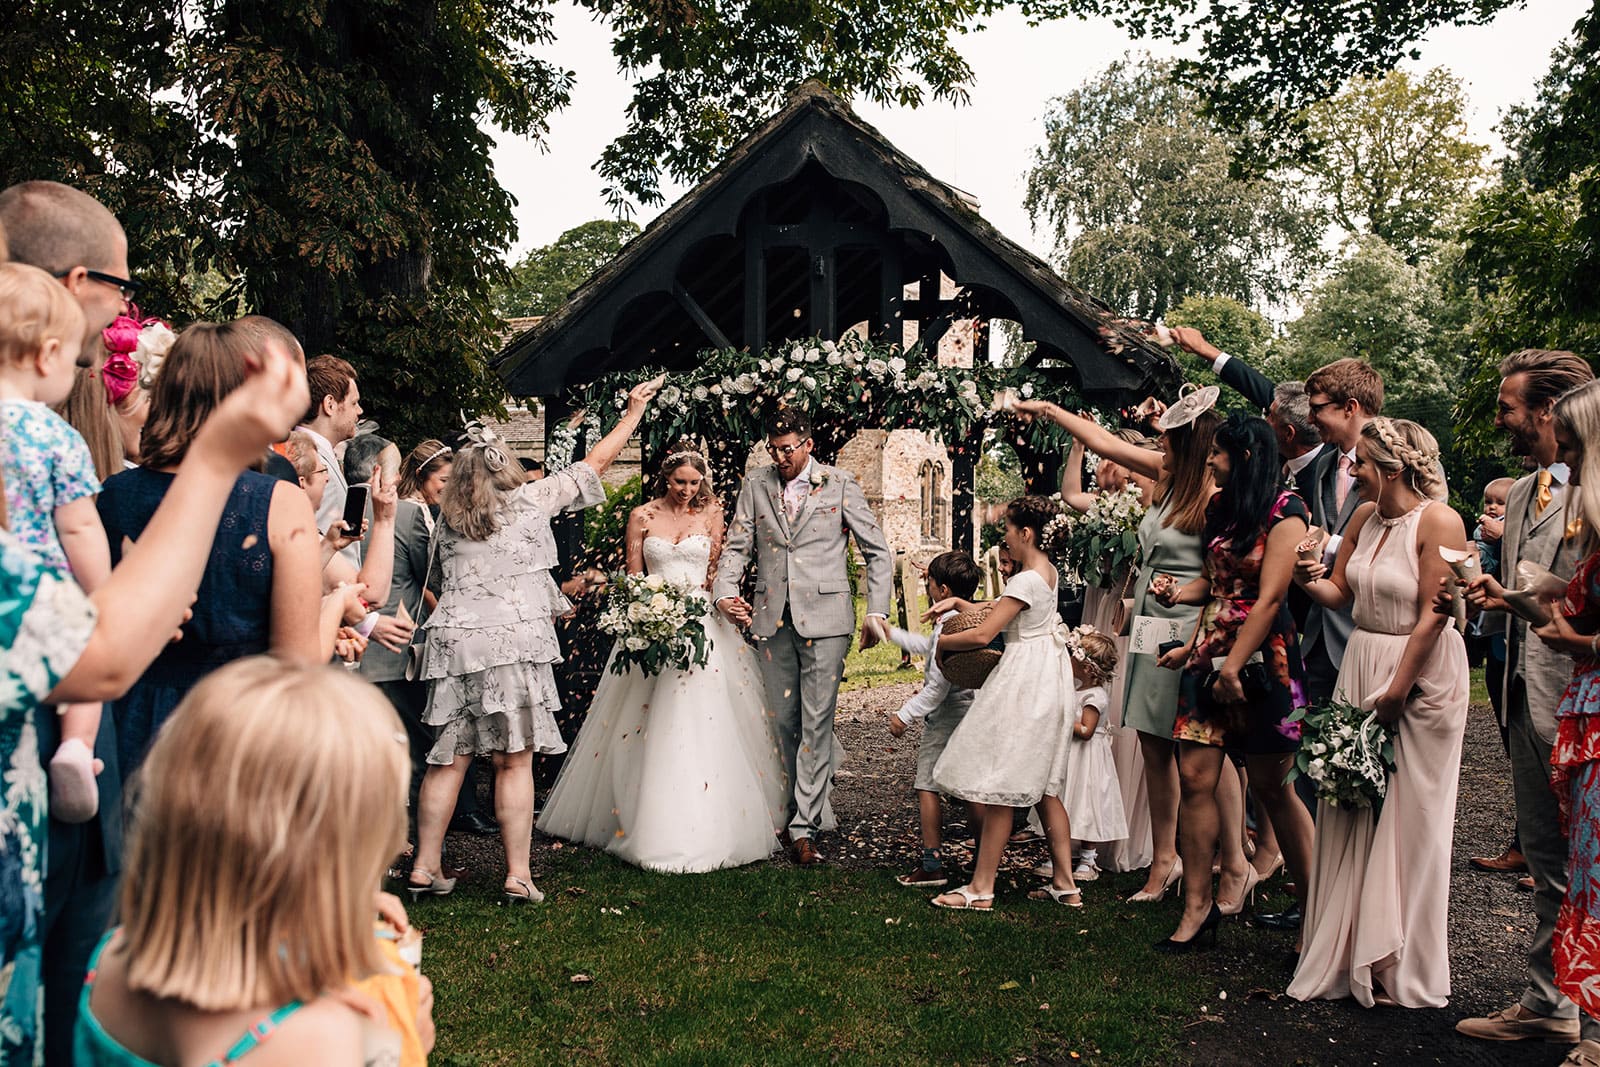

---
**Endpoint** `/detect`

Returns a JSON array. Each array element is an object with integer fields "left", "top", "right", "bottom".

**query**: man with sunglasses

[
  {"left": 713, "top": 409, "right": 893, "bottom": 866},
  {"left": 0, "top": 179, "right": 135, "bottom": 1065}
]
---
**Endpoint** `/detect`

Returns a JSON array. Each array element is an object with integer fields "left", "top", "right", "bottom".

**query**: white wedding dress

[{"left": 536, "top": 535, "right": 788, "bottom": 873}]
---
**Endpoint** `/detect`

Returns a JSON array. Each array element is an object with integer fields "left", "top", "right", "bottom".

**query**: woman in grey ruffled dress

[{"left": 408, "top": 378, "right": 657, "bottom": 905}]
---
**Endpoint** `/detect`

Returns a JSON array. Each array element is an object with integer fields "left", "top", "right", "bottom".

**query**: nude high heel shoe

[
  {"left": 1128, "top": 856, "right": 1183, "bottom": 903},
  {"left": 1218, "top": 864, "right": 1261, "bottom": 917}
]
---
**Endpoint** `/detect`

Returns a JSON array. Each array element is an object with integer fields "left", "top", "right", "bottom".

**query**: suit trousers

[
  {"left": 1507, "top": 676, "right": 1577, "bottom": 1019},
  {"left": 757, "top": 612, "right": 850, "bottom": 840},
  {"left": 42, "top": 819, "right": 117, "bottom": 1066}
]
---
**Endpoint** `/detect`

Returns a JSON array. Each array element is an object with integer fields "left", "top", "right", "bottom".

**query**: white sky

[{"left": 491, "top": 0, "right": 1587, "bottom": 264}]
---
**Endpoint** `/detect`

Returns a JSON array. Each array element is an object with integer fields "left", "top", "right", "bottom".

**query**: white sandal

[
  {"left": 503, "top": 877, "right": 545, "bottom": 905},
  {"left": 931, "top": 884, "right": 995, "bottom": 912},
  {"left": 1028, "top": 884, "right": 1083, "bottom": 907}
]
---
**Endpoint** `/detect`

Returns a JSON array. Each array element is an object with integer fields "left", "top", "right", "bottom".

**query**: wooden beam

[
  {"left": 673, "top": 281, "right": 734, "bottom": 350},
  {"left": 743, "top": 191, "right": 767, "bottom": 348}
]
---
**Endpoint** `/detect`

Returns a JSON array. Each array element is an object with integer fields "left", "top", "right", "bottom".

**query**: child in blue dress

[{"left": 0, "top": 263, "right": 112, "bottom": 822}]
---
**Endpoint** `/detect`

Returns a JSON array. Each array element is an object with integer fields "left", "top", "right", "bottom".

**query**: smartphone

[{"left": 342, "top": 483, "right": 370, "bottom": 534}]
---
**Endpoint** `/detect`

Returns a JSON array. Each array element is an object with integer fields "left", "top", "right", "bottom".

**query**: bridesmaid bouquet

[
  {"left": 1052, "top": 486, "right": 1146, "bottom": 589},
  {"left": 1286, "top": 700, "right": 1396, "bottom": 810},
  {"left": 598, "top": 573, "right": 712, "bottom": 677}
]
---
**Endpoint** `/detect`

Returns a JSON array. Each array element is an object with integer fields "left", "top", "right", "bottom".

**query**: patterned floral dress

[
  {"left": 1174, "top": 490, "right": 1310, "bottom": 754},
  {"left": 0, "top": 530, "right": 96, "bottom": 1064},
  {"left": 1550, "top": 550, "right": 1600, "bottom": 1018}
]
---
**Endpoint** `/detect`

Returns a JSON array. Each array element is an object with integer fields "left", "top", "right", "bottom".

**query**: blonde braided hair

[{"left": 1361, "top": 417, "right": 1448, "bottom": 502}]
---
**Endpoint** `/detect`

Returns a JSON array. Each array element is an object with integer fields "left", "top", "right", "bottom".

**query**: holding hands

[{"left": 717, "top": 596, "right": 753, "bottom": 628}]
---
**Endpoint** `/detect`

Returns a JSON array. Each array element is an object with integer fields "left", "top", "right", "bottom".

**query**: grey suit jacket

[
  {"left": 713, "top": 462, "right": 893, "bottom": 639},
  {"left": 1302, "top": 445, "right": 1361, "bottom": 663},
  {"left": 1500, "top": 470, "right": 1578, "bottom": 741}
]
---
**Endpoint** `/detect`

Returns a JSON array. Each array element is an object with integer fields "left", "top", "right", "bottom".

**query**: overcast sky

[{"left": 490, "top": 1, "right": 1586, "bottom": 266}]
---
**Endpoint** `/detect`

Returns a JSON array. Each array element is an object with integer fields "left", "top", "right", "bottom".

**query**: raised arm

[
  {"left": 1060, "top": 439, "right": 1096, "bottom": 514},
  {"left": 351, "top": 462, "right": 398, "bottom": 606},
  {"left": 580, "top": 378, "right": 661, "bottom": 479},
  {"left": 1169, "top": 326, "right": 1276, "bottom": 412},
  {"left": 1011, "top": 400, "right": 1164, "bottom": 481}
]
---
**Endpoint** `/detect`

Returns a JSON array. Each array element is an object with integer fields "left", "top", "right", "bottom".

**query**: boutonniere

[{"left": 808, "top": 467, "right": 829, "bottom": 493}]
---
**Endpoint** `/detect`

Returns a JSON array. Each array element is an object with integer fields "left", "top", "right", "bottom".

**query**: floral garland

[
  {"left": 1051, "top": 485, "right": 1147, "bottom": 590},
  {"left": 561, "top": 333, "right": 1084, "bottom": 462}
]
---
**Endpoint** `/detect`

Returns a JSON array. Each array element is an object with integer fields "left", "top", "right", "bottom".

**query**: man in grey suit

[
  {"left": 714, "top": 410, "right": 894, "bottom": 865},
  {"left": 1459, "top": 348, "right": 1595, "bottom": 1047}
]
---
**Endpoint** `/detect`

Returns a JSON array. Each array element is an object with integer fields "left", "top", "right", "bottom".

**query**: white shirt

[
  {"left": 781, "top": 457, "right": 815, "bottom": 520},
  {"left": 1285, "top": 442, "right": 1323, "bottom": 478},
  {"left": 886, "top": 612, "right": 973, "bottom": 725},
  {"left": 297, "top": 425, "right": 360, "bottom": 567}
]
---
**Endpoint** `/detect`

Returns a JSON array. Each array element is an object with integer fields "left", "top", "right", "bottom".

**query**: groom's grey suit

[{"left": 714, "top": 459, "right": 893, "bottom": 840}]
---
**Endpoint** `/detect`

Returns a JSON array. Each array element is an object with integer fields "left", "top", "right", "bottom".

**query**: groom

[{"left": 714, "top": 410, "right": 893, "bottom": 866}]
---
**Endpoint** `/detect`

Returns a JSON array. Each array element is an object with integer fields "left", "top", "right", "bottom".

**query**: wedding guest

[
  {"left": 1, "top": 333, "right": 307, "bottom": 1065},
  {"left": 98, "top": 320, "right": 326, "bottom": 775},
  {"left": 1054, "top": 627, "right": 1127, "bottom": 874},
  {"left": 1154, "top": 414, "right": 1315, "bottom": 951},
  {"left": 1288, "top": 418, "right": 1468, "bottom": 1007},
  {"left": 1469, "top": 476, "right": 1524, "bottom": 876},
  {"left": 0, "top": 264, "right": 110, "bottom": 825},
  {"left": 0, "top": 179, "right": 146, "bottom": 1066},
  {"left": 1058, "top": 435, "right": 1156, "bottom": 876},
  {"left": 77, "top": 658, "right": 430, "bottom": 1063},
  {"left": 881, "top": 550, "right": 982, "bottom": 888},
  {"left": 408, "top": 377, "right": 658, "bottom": 904},
  {"left": 926, "top": 496, "right": 1081, "bottom": 911},
  {"left": 1460, "top": 349, "right": 1595, "bottom": 1046},
  {"left": 1012, "top": 399, "right": 1246, "bottom": 905},
  {"left": 298, "top": 354, "right": 363, "bottom": 565},
  {"left": 1298, "top": 359, "right": 1383, "bottom": 704},
  {"left": 1526, "top": 379, "right": 1600, "bottom": 1065}
]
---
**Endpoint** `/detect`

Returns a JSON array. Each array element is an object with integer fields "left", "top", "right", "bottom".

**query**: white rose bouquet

[
  {"left": 1052, "top": 485, "right": 1146, "bottom": 589},
  {"left": 598, "top": 572, "right": 712, "bottom": 677},
  {"left": 1286, "top": 699, "right": 1396, "bottom": 810}
]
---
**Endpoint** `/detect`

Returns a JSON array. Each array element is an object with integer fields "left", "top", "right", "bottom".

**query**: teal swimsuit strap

[{"left": 209, "top": 1000, "right": 305, "bottom": 1065}]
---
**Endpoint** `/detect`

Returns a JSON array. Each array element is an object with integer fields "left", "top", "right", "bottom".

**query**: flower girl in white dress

[
  {"left": 1054, "top": 628, "right": 1129, "bottom": 861},
  {"left": 925, "top": 496, "right": 1083, "bottom": 911},
  {"left": 537, "top": 447, "right": 787, "bottom": 873}
]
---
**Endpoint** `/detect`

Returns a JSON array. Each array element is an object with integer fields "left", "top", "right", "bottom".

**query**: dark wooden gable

[{"left": 494, "top": 81, "right": 1181, "bottom": 404}]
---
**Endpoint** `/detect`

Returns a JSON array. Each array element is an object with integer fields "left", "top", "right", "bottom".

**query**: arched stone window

[{"left": 920, "top": 459, "right": 947, "bottom": 544}]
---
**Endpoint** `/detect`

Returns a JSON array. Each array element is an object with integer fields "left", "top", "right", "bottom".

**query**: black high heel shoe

[{"left": 1153, "top": 903, "right": 1222, "bottom": 954}]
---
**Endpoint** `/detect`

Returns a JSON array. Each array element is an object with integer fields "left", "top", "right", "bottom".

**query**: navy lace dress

[{"left": 96, "top": 467, "right": 277, "bottom": 774}]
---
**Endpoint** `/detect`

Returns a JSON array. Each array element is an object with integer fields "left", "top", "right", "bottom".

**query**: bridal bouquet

[
  {"left": 598, "top": 572, "right": 712, "bottom": 677},
  {"left": 1051, "top": 486, "right": 1146, "bottom": 589},
  {"left": 1286, "top": 699, "right": 1396, "bottom": 810}
]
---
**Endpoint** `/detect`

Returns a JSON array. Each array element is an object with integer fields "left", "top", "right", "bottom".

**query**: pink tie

[{"left": 1334, "top": 454, "right": 1353, "bottom": 514}]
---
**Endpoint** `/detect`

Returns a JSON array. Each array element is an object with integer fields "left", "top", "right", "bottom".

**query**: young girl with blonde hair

[{"left": 75, "top": 657, "right": 428, "bottom": 1064}]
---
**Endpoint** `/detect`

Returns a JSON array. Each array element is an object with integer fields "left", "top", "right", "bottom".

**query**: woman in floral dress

[
  {"left": 1155, "top": 414, "right": 1315, "bottom": 951},
  {"left": 0, "top": 341, "right": 306, "bottom": 1064}
]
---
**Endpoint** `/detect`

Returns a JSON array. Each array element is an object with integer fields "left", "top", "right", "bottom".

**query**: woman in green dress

[{"left": 1015, "top": 399, "right": 1239, "bottom": 904}]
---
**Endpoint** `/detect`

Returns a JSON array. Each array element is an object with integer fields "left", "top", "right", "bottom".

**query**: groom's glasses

[{"left": 766, "top": 442, "right": 809, "bottom": 460}]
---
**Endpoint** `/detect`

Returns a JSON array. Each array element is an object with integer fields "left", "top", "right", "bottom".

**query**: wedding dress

[{"left": 536, "top": 534, "right": 788, "bottom": 873}]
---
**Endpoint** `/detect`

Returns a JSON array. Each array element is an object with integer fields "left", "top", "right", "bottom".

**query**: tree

[
  {"left": 496, "top": 220, "right": 640, "bottom": 319},
  {"left": 1269, "top": 236, "right": 1456, "bottom": 429},
  {"left": 1164, "top": 295, "right": 1274, "bottom": 414},
  {"left": 1024, "top": 56, "right": 1325, "bottom": 321},
  {"left": 1301, "top": 69, "right": 1487, "bottom": 261},
  {"left": 10, "top": 1, "right": 1001, "bottom": 446}
]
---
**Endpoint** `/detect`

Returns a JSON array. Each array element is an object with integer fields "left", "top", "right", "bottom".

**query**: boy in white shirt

[{"left": 881, "top": 551, "right": 983, "bottom": 887}]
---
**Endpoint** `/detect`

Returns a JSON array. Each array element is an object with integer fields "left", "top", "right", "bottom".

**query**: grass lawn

[
  {"left": 415, "top": 853, "right": 1215, "bottom": 1066},
  {"left": 842, "top": 594, "right": 929, "bottom": 693}
]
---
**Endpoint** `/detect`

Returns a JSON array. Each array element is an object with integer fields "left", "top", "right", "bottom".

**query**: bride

[{"left": 536, "top": 444, "right": 788, "bottom": 872}]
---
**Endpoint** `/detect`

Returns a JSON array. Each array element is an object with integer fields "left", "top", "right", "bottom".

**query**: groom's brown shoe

[{"left": 791, "top": 837, "right": 826, "bottom": 866}]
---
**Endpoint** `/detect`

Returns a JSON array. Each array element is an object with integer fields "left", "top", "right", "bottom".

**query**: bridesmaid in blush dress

[{"left": 1288, "top": 417, "right": 1469, "bottom": 1008}]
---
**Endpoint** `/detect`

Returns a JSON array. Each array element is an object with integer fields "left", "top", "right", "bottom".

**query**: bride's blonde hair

[
  {"left": 117, "top": 658, "right": 408, "bottom": 1010},
  {"left": 655, "top": 438, "right": 714, "bottom": 511}
]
